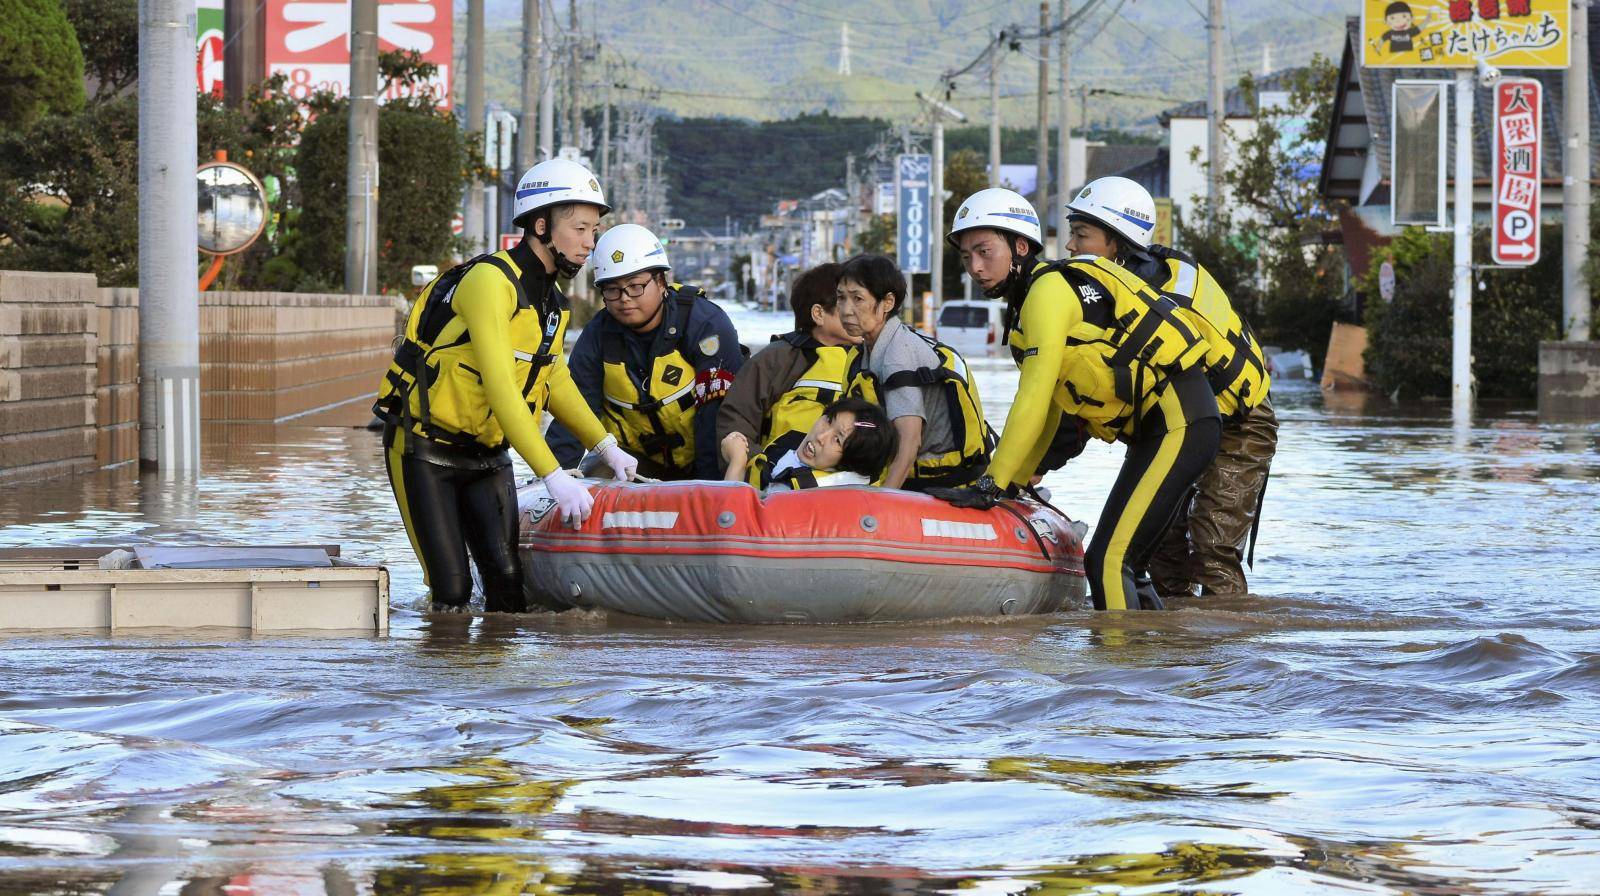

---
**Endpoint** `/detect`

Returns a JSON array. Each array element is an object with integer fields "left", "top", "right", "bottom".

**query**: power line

[{"left": 745, "top": 0, "right": 1015, "bottom": 27}]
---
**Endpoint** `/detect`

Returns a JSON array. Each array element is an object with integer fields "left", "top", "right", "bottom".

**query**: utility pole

[
  {"left": 137, "top": 0, "right": 200, "bottom": 471},
  {"left": 919, "top": 91, "right": 967, "bottom": 312},
  {"left": 845, "top": 153, "right": 858, "bottom": 250},
  {"left": 1563, "top": 0, "right": 1591, "bottom": 341},
  {"left": 1055, "top": 0, "right": 1072, "bottom": 257},
  {"left": 1034, "top": 3, "right": 1050, "bottom": 217},
  {"left": 464, "top": 0, "right": 485, "bottom": 253},
  {"left": 539, "top": 14, "right": 555, "bottom": 162},
  {"left": 222, "top": 0, "right": 264, "bottom": 107},
  {"left": 345, "top": 0, "right": 378, "bottom": 294},
  {"left": 1206, "top": 0, "right": 1225, "bottom": 222},
  {"left": 1452, "top": 70, "right": 1475, "bottom": 424},
  {"left": 600, "top": 75, "right": 612, "bottom": 185},
  {"left": 988, "top": 37, "right": 1003, "bottom": 188},
  {"left": 518, "top": 0, "right": 540, "bottom": 173},
  {"left": 567, "top": 0, "right": 580, "bottom": 153}
]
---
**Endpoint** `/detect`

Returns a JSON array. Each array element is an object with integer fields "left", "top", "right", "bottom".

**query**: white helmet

[
  {"left": 1066, "top": 176, "right": 1156, "bottom": 250},
  {"left": 511, "top": 158, "right": 609, "bottom": 228},
  {"left": 590, "top": 224, "right": 670, "bottom": 284},
  {"left": 947, "top": 188, "right": 1043, "bottom": 252}
]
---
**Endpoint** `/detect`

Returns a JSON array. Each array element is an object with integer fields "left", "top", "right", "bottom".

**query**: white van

[{"left": 936, "top": 300, "right": 1006, "bottom": 358}]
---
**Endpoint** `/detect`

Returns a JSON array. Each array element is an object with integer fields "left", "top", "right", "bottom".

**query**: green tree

[
  {"left": 1177, "top": 56, "right": 1346, "bottom": 366},
  {"left": 1362, "top": 217, "right": 1600, "bottom": 401},
  {"left": 0, "top": 0, "right": 86, "bottom": 129},
  {"left": 656, "top": 112, "right": 888, "bottom": 226},
  {"left": 292, "top": 51, "right": 468, "bottom": 293},
  {"left": 196, "top": 73, "right": 308, "bottom": 289},
  {"left": 63, "top": 0, "right": 137, "bottom": 100},
  {"left": 0, "top": 95, "right": 138, "bottom": 283}
]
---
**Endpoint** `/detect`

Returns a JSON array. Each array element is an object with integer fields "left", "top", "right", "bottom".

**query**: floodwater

[{"left": 2, "top": 351, "right": 1599, "bottom": 894}]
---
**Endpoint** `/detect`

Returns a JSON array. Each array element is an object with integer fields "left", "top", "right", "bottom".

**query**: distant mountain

[{"left": 462, "top": 0, "right": 1349, "bottom": 131}]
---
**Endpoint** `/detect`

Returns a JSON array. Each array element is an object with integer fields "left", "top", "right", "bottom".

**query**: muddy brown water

[{"left": 2, "top": 367, "right": 1598, "bottom": 894}]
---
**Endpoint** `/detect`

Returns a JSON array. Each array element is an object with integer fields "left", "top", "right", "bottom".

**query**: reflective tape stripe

[
  {"left": 605, "top": 380, "right": 694, "bottom": 410},
  {"left": 601, "top": 511, "right": 679, "bottom": 530},
  {"left": 794, "top": 378, "right": 845, "bottom": 391},
  {"left": 1169, "top": 261, "right": 1199, "bottom": 297},
  {"left": 921, "top": 519, "right": 998, "bottom": 541}
]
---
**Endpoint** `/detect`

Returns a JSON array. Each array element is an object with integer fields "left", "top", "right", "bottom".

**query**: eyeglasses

[{"left": 600, "top": 278, "right": 654, "bottom": 303}]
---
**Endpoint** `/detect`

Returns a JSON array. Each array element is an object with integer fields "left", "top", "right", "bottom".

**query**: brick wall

[
  {"left": 1, "top": 271, "right": 397, "bottom": 484},
  {"left": 0, "top": 272, "right": 99, "bottom": 484}
]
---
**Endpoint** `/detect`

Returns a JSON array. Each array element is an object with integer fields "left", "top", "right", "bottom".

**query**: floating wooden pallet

[{"left": 0, "top": 546, "right": 389, "bottom": 634}]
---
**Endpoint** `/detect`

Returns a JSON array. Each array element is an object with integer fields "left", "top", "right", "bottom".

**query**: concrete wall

[
  {"left": 198, "top": 291, "right": 394, "bottom": 424},
  {"left": 1, "top": 270, "right": 395, "bottom": 483},
  {"left": 0, "top": 272, "right": 99, "bottom": 484},
  {"left": 97, "top": 287, "right": 139, "bottom": 469},
  {"left": 1539, "top": 341, "right": 1600, "bottom": 421}
]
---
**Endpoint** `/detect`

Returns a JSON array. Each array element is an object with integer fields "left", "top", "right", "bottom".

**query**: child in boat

[{"left": 766, "top": 397, "right": 898, "bottom": 491}]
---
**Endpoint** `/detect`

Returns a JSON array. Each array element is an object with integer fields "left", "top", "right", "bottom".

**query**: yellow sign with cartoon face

[{"left": 1361, "top": 0, "right": 1569, "bottom": 69}]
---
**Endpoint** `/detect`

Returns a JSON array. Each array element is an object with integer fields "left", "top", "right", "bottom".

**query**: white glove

[
  {"left": 541, "top": 468, "right": 593, "bottom": 529},
  {"left": 598, "top": 442, "right": 639, "bottom": 482}
]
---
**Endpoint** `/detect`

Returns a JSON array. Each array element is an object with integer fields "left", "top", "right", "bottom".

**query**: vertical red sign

[
  {"left": 1491, "top": 78, "right": 1541, "bottom": 266},
  {"left": 263, "top": 0, "right": 452, "bottom": 109}
]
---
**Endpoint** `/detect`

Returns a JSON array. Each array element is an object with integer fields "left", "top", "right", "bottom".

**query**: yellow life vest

[
  {"left": 1014, "top": 256, "right": 1210, "bottom": 442},
  {"left": 373, "top": 249, "right": 566, "bottom": 452},
  {"left": 846, "top": 330, "right": 996, "bottom": 488},
  {"left": 598, "top": 285, "right": 707, "bottom": 475},
  {"left": 745, "top": 333, "right": 852, "bottom": 488},
  {"left": 1149, "top": 247, "right": 1271, "bottom": 421}
]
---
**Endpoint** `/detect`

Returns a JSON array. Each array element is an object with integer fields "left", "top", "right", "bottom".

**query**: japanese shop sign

[
  {"left": 264, "top": 0, "right": 452, "bottom": 108},
  {"left": 1491, "top": 78, "right": 1542, "bottom": 265},
  {"left": 197, "top": 0, "right": 224, "bottom": 97},
  {"left": 1361, "top": 0, "right": 1569, "bottom": 69}
]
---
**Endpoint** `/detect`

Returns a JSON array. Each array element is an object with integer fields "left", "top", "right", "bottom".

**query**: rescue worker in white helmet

[
  {"left": 938, "top": 187, "right": 1221, "bottom": 611},
  {"left": 372, "top": 158, "right": 638, "bottom": 613},
  {"left": 1066, "top": 175, "right": 1278, "bottom": 600},
  {"left": 546, "top": 224, "right": 744, "bottom": 480},
  {"left": 717, "top": 262, "right": 860, "bottom": 488}
]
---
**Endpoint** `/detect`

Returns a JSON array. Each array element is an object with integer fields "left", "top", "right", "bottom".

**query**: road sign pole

[
  {"left": 1452, "top": 69, "right": 1474, "bottom": 427},
  {"left": 1563, "top": 0, "right": 1591, "bottom": 340}
]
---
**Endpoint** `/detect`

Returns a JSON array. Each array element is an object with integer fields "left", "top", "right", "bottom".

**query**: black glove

[{"left": 927, "top": 474, "right": 1008, "bottom": 510}]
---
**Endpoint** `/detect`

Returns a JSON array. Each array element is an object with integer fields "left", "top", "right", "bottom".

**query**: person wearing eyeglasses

[{"left": 546, "top": 224, "right": 744, "bottom": 480}]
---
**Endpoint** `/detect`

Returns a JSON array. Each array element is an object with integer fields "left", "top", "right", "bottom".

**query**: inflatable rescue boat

[{"left": 516, "top": 480, "right": 1088, "bottom": 623}]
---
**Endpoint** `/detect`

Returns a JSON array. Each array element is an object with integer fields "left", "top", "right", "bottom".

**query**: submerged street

[{"left": 1, "top": 342, "right": 1597, "bottom": 893}]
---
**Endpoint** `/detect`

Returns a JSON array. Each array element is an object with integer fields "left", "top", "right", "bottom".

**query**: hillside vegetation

[{"left": 468, "top": 0, "right": 1348, "bottom": 130}]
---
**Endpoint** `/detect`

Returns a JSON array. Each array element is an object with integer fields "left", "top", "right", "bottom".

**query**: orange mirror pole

[{"left": 198, "top": 255, "right": 224, "bottom": 291}]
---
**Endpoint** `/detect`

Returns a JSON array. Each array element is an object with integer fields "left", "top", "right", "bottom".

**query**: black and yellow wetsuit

[
  {"left": 989, "top": 256, "right": 1221, "bottom": 611},
  {"left": 1129, "top": 244, "right": 1279, "bottom": 598},
  {"left": 372, "top": 239, "right": 609, "bottom": 611},
  {"left": 743, "top": 333, "right": 852, "bottom": 488},
  {"left": 548, "top": 284, "right": 744, "bottom": 480},
  {"left": 844, "top": 330, "right": 995, "bottom": 490}
]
